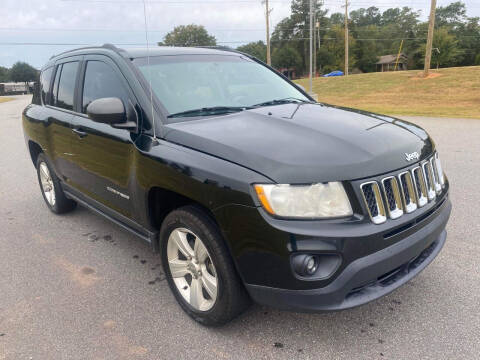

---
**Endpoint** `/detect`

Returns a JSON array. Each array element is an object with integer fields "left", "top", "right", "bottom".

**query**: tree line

[
  {"left": 160, "top": 1, "right": 479, "bottom": 76},
  {"left": 0, "top": 62, "right": 38, "bottom": 84},
  {"left": 239, "top": 1, "right": 479, "bottom": 75}
]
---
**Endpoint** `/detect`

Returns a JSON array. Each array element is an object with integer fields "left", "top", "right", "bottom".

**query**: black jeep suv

[{"left": 23, "top": 45, "right": 451, "bottom": 325}]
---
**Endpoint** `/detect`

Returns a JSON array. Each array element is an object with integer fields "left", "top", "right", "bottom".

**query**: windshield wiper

[
  {"left": 251, "top": 97, "right": 314, "bottom": 108},
  {"left": 167, "top": 106, "right": 250, "bottom": 118}
]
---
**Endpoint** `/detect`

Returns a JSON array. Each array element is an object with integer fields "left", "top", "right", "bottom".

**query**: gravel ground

[{"left": 0, "top": 95, "right": 479, "bottom": 360}]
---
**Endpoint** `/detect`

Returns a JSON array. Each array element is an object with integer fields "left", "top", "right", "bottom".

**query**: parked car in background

[{"left": 322, "top": 70, "right": 344, "bottom": 77}]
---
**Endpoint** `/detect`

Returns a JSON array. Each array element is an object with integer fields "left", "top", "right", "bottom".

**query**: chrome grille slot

[
  {"left": 422, "top": 161, "right": 436, "bottom": 201},
  {"left": 398, "top": 171, "right": 417, "bottom": 213},
  {"left": 430, "top": 157, "right": 442, "bottom": 194},
  {"left": 360, "top": 182, "right": 386, "bottom": 224},
  {"left": 434, "top": 153, "right": 445, "bottom": 189},
  {"left": 381, "top": 177, "right": 404, "bottom": 219},
  {"left": 412, "top": 166, "right": 428, "bottom": 207}
]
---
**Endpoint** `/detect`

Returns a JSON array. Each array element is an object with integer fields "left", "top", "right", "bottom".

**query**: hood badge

[{"left": 405, "top": 152, "right": 420, "bottom": 162}]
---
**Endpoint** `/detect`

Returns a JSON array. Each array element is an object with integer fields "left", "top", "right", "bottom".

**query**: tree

[
  {"left": 159, "top": 24, "right": 216, "bottom": 47},
  {"left": 236, "top": 41, "right": 267, "bottom": 62},
  {"left": 9, "top": 62, "right": 37, "bottom": 84},
  {"left": 352, "top": 25, "right": 383, "bottom": 72},
  {"left": 271, "top": 0, "right": 327, "bottom": 74},
  {"left": 350, "top": 7, "right": 381, "bottom": 27},
  {"left": 436, "top": 1, "right": 467, "bottom": 28},
  {"left": 322, "top": 24, "right": 356, "bottom": 73},
  {"left": 272, "top": 45, "right": 302, "bottom": 70},
  {"left": 0, "top": 66, "right": 10, "bottom": 82},
  {"left": 418, "top": 27, "right": 462, "bottom": 68},
  {"left": 452, "top": 16, "right": 480, "bottom": 66}
]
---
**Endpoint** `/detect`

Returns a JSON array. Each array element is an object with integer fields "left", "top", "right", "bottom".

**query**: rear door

[
  {"left": 69, "top": 55, "right": 139, "bottom": 218},
  {"left": 44, "top": 57, "right": 82, "bottom": 182}
]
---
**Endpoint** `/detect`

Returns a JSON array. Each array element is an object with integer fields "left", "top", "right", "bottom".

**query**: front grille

[{"left": 360, "top": 152, "right": 445, "bottom": 224}]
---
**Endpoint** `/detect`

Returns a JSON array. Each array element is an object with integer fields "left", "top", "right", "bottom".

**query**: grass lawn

[
  {"left": 295, "top": 66, "right": 480, "bottom": 119},
  {"left": 0, "top": 97, "right": 14, "bottom": 104}
]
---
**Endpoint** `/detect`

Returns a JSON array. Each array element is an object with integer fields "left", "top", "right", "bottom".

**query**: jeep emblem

[{"left": 405, "top": 152, "right": 420, "bottom": 162}]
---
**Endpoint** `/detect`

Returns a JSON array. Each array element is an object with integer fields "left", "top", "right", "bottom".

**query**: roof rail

[
  {"left": 49, "top": 43, "right": 127, "bottom": 60},
  {"left": 194, "top": 45, "right": 258, "bottom": 62},
  {"left": 101, "top": 43, "right": 128, "bottom": 56}
]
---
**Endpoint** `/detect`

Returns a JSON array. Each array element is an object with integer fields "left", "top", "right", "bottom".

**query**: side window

[
  {"left": 40, "top": 67, "right": 53, "bottom": 105},
  {"left": 56, "top": 61, "right": 79, "bottom": 111},
  {"left": 82, "top": 60, "right": 129, "bottom": 113}
]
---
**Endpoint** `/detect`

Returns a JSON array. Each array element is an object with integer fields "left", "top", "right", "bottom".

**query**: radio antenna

[{"left": 142, "top": 0, "right": 159, "bottom": 140}]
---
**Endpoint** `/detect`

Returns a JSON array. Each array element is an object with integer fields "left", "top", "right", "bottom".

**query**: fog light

[
  {"left": 292, "top": 254, "right": 319, "bottom": 277},
  {"left": 306, "top": 256, "right": 318, "bottom": 275}
]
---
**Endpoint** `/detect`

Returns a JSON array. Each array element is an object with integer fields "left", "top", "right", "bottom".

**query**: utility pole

[
  {"left": 309, "top": 0, "right": 313, "bottom": 93},
  {"left": 344, "top": 0, "right": 349, "bottom": 76},
  {"left": 424, "top": 0, "right": 437, "bottom": 77},
  {"left": 264, "top": 0, "right": 272, "bottom": 66},
  {"left": 317, "top": 0, "right": 323, "bottom": 74},
  {"left": 313, "top": 8, "right": 317, "bottom": 78}
]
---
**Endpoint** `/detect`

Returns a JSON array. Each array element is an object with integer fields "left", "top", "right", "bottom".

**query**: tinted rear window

[
  {"left": 55, "top": 61, "right": 79, "bottom": 111},
  {"left": 40, "top": 67, "right": 53, "bottom": 105}
]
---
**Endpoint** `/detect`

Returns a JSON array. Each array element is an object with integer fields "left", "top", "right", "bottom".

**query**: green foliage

[
  {"left": 236, "top": 41, "right": 267, "bottom": 62},
  {"left": 159, "top": 24, "right": 216, "bottom": 47},
  {"left": 9, "top": 62, "right": 38, "bottom": 83},
  {"left": 272, "top": 46, "right": 302, "bottom": 69},
  {"left": 321, "top": 25, "right": 356, "bottom": 73},
  {"left": 475, "top": 54, "right": 480, "bottom": 65},
  {"left": 0, "top": 66, "right": 10, "bottom": 82},
  {"left": 271, "top": 0, "right": 327, "bottom": 73},
  {"left": 418, "top": 27, "right": 463, "bottom": 68},
  {"left": 268, "top": 1, "right": 479, "bottom": 76},
  {"left": 436, "top": 1, "right": 467, "bottom": 27}
]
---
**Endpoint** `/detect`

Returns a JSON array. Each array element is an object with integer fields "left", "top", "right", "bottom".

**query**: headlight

[{"left": 254, "top": 182, "right": 353, "bottom": 219}]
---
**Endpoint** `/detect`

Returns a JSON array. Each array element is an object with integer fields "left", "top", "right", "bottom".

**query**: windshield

[{"left": 133, "top": 54, "right": 309, "bottom": 119}]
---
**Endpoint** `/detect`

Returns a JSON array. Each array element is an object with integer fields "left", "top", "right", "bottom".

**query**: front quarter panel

[{"left": 134, "top": 134, "right": 271, "bottom": 226}]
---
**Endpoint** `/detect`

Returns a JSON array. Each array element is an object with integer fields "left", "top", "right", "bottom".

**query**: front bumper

[{"left": 245, "top": 198, "right": 451, "bottom": 312}]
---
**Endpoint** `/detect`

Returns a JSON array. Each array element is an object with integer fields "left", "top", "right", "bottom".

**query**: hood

[{"left": 164, "top": 103, "right": 433, "bottom": 183}]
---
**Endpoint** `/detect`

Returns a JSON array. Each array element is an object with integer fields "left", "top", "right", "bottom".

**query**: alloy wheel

[
  {"left": 167, "top": 228, "right": 218, "bottom": 311},
  {"left": 39, "top": 162, "right": 56, "bottom": 207}
]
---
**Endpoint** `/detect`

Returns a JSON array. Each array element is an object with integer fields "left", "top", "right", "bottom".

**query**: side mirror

[{"left": 86, "top": 97, "right": 127, "bottom": 125}]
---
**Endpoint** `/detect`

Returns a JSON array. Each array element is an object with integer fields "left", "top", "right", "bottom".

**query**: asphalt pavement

[{"left": 0, "top": 95, "right": 479, "bottom": 359}]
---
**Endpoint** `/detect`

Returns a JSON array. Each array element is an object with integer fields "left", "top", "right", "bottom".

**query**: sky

[{"left": 1, "top": 0, "right": 479, "bottom": 68}]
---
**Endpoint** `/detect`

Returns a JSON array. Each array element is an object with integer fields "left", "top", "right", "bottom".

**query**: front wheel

[{"left": 160, "top": 206, "right": 250, "bottom": 326}]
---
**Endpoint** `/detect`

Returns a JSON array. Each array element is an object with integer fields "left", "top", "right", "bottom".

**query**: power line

[
  {"left": 57, "top": 0, "right": 480, "bottom": 9},
  {"left": 0, "top": 33, "right": 478, "bottom": 47}
]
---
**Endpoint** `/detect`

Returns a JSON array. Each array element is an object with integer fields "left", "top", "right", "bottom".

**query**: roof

[
  {"left": 376, "top": 53, "right": 407, "bottom": 64},
  {"left": 50, "top": 44, "right": 238, "bottom": 60},
  {"left": 43, "top": 44, "right": 244, "bottom": 70}
]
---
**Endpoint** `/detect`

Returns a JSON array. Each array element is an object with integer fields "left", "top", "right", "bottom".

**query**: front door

[
  {"left": 69, "top": 56, "right": 139, "bottom": 218},
  {"left": 44, "top": 58, "right": 82, "bottom": 183}
]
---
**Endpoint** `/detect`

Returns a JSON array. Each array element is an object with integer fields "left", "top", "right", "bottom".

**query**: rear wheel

[
  {"left": 36, "top": 153, "right": 76, "bottom": 214},
  {"left": 160, "top": 206, "right": 250, "bottom": 326}
]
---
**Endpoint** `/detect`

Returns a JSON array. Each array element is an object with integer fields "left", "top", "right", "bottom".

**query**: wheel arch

[
  {"left": 147, "top": 186, "right": 221, "bottom": 237},
  {"left": 28, "top": 140, "right": 43, "bottom": 167}
]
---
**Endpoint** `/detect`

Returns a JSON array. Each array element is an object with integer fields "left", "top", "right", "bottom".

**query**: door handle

[{"left": 72, "top": 128, "right": 88, "bottom": 138}]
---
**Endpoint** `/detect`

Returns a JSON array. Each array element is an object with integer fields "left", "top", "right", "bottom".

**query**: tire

[
  {"left": 36, "top": 153, "right": 76, "bottom": 214},
  {"left": 160, "top": 205, "right": 251, "bottom": 326}
]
